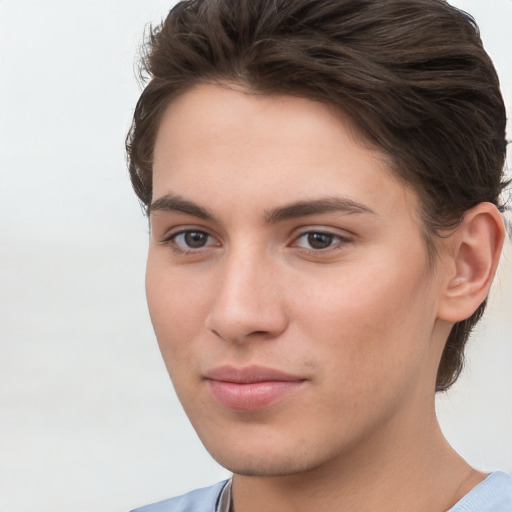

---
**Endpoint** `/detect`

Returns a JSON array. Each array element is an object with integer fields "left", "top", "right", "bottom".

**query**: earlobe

[{"left": 438, "top": 202, "right": 505, "bottom": 323}]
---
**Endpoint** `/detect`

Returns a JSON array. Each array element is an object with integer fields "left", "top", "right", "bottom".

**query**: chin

[
  {"left": 212, "top": 451, "right": 320, "bottom": 477},
  {"left": 201, "top": 433, "right": 341, "bottom": 477}
]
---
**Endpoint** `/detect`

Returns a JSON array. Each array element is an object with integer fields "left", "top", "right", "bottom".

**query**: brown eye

[
  {"left": 183, "top": 231, "right": 209, "bottom": 248},
  {"left": 293, "top": 230, "right": 348, "bottom": 252},
  {"left": 307, "top": 232, "right": 334, "bottom": 250},
  {"left": 171, "top": 230, "right": 215, "bottom": 250}
]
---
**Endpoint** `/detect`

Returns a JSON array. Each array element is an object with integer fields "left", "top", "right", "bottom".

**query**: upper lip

[{"left": 204, "top": 365, "right": 305, "bottom": 384}]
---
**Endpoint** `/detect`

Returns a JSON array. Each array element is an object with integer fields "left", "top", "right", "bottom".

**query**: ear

[{"left": 437, "top": 202, "right": 505, "bottom": 323}]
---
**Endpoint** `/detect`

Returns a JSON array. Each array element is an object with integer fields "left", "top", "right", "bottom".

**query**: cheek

[
  {"left": 145, "top": 255, "right": 213, "bottom": 361},
  {"left": 296, "top": 256, "right": 435, "bottom": 391}
]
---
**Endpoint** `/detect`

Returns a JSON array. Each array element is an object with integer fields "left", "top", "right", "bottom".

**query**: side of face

[{"left": 145, "top": 84, "right": 452, "bottom": 477}]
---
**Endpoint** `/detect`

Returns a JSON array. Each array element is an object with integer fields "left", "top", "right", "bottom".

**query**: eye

[
  {"left": 293, "top": 231, "right": 347, "bottom": 251},
  {"left": 165, "top": 229, "right": 218, "bottom": 252},
  {"left": 175, "top": 231, "right": 210, "bottom": 248}
]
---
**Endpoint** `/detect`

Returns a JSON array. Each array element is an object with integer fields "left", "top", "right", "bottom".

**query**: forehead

[{"left": 152, "top": 83, "right": 419, "bottom": 223}]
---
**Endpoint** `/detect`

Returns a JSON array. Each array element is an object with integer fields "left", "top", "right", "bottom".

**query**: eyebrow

[
  {"left": 149, "top": 194, "right": 215, "bottom": 220},
  {"left": 149, "top": 194, "right": 376, "bottom": 222},
  {"left": 264, "top": 197, "right": 376, "bottom": 223}
]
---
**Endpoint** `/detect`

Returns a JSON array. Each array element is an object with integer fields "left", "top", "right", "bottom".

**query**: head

[
  {"left": 126, "top": 0, "right": 507, "bottom": 475},
  {"left": 127, "top": 0, "right": 507, "bottom": 393}
]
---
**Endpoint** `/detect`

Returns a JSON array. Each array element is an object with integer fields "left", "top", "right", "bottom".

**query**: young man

[{"left": 126, "top": 0, "right": 511, "bottom": 510}]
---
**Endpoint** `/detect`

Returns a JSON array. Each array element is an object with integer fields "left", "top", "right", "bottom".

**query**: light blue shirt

[
  {"left": 130, "top": 471, "right": 512, "bottom": 512},
  {"left": 447, "top": 472, "right": 512, "bottom": 511}
]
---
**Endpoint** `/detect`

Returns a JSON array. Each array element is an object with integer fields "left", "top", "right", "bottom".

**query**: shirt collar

[{"left": 216, "top": 479, "right": 233, "bottom": 512}]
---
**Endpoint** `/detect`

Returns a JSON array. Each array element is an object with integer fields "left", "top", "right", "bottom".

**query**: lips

[{"left": 204, "top": 365, "right": 306, "bottom": 411}]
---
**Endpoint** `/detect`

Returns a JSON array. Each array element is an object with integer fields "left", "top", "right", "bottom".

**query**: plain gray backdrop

[{"left": 0, "top": 1, "right": 511, "bottom": 511}]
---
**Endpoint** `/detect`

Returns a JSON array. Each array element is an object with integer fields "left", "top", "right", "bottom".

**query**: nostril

[{"left": 209, "top": 327, "right": 275, "bottom": 343}]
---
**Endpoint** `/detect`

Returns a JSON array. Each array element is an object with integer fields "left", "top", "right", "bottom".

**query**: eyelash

[
  {"left": 161, "top": 228, "right": 351, "bottom": 256},
  {"left": 291, "top": 230, "right": 350, "bottom": 254},
  {"left": 161, "top": 229, "right": 218, "bottom": 255}
]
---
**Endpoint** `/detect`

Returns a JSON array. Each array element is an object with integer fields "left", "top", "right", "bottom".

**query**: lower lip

[{"left": 206, "top": 379, "right": 305, "bottom": 411}]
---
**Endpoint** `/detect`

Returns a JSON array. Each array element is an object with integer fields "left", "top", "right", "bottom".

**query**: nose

[{"left": 205, "top": 248, "right": 288, "bottom": 344}]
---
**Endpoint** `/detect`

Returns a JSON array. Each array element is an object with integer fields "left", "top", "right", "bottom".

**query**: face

[{"left": 147, "top": 84, "right": 449, "bottom": 477}]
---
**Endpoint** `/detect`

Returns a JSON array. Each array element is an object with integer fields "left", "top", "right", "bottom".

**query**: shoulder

[
  {"left": 448, "top": 472, "right": 512, "bottom": 512},
  {"left": 130, "top": 480, "right": 229, "bottom": 512}
]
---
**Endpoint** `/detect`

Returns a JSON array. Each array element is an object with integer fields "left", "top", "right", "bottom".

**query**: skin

[{"left": 146, "top": 83, "right": 501, "bottom": 512}]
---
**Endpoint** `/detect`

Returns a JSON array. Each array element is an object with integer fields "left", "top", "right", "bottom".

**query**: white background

[{"left": 0, "top": 1, "right": 510, "bottom": 511}]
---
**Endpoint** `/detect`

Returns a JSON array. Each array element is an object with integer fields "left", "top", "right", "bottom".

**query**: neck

[{"left": 231, "top": 402, "right": 484, "bottom": 512}]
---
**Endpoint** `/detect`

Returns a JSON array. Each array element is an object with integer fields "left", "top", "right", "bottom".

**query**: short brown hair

[{"left": 126, "top": 0, "right": 508, "bottom": 392}]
